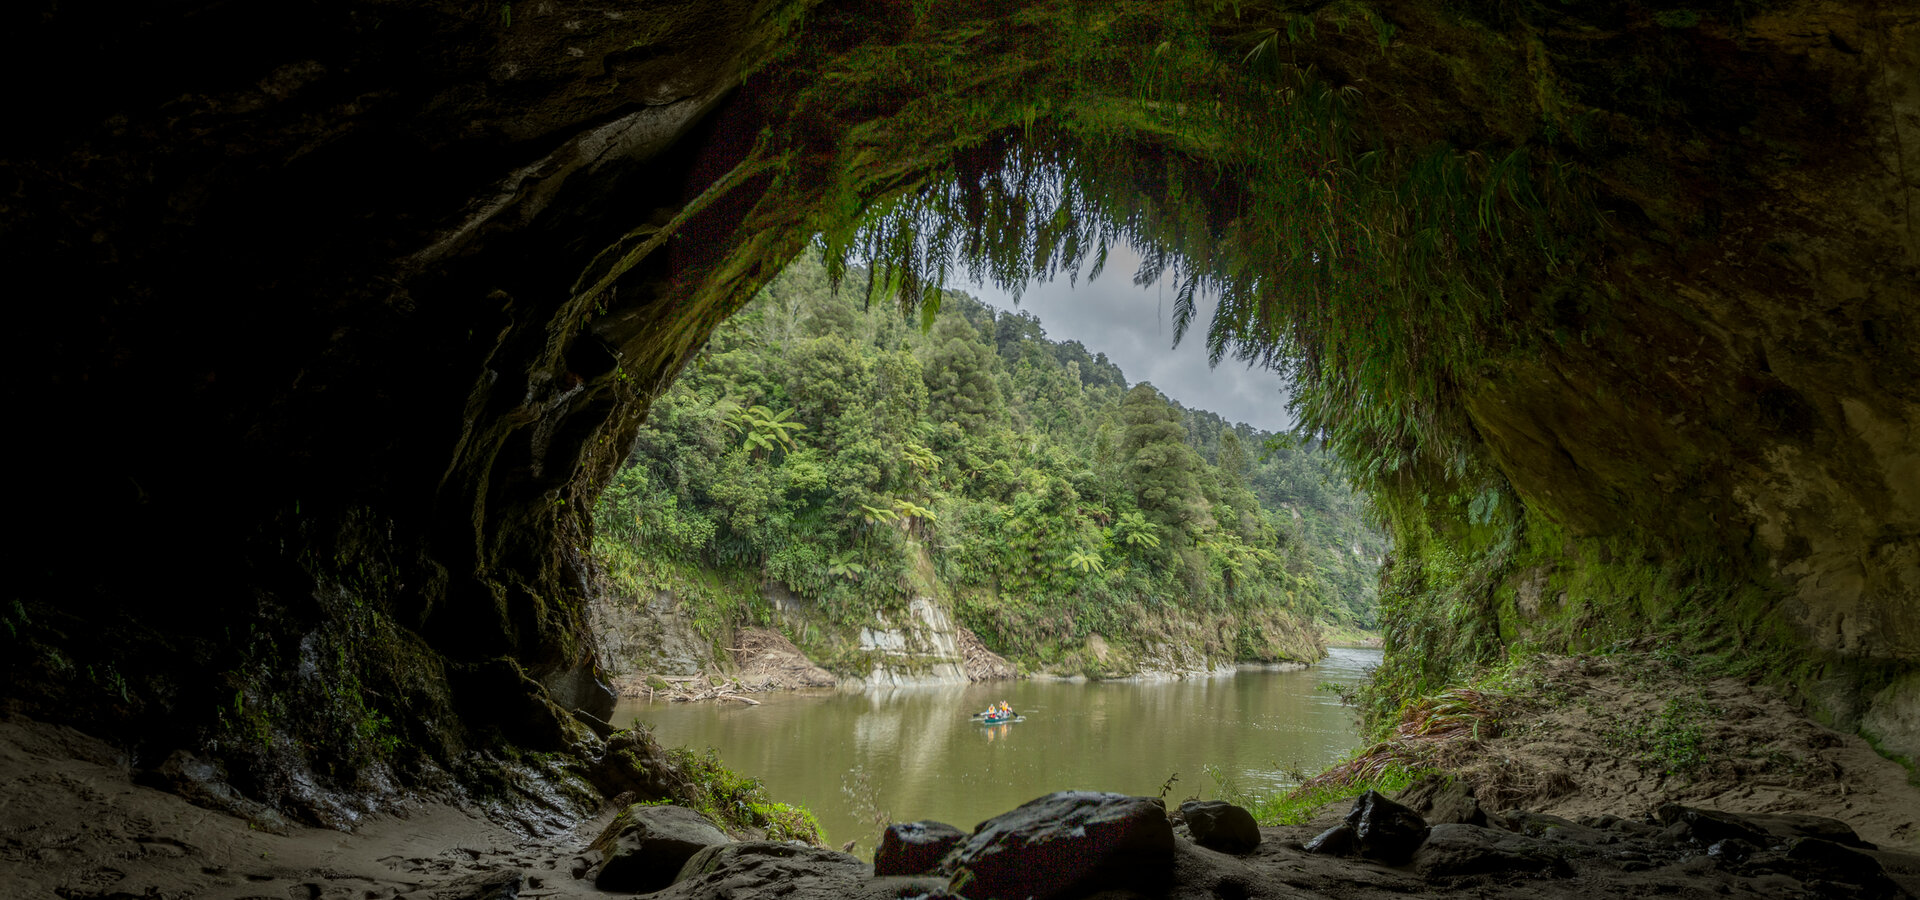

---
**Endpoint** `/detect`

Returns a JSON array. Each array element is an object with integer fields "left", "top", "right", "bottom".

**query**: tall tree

[{"left": 1120, "top": 383, "right": 1206, "bottom": 544}]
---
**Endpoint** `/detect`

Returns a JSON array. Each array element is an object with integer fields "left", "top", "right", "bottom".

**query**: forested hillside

[{"left": 592, "top": 253, "right": 1382, "bottom": 676}]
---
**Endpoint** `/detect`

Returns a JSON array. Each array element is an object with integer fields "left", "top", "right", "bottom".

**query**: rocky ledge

[{"left": 565, "top": 789, "right": 1920, "bottom": 900}]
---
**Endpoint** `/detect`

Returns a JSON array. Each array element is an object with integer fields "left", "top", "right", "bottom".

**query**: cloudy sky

[{"left": 960, "top": 242, "right": 1297, "bottom": 434}]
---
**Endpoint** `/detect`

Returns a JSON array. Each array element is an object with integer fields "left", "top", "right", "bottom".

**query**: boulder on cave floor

[
  {"left": 1178, "top": 800, "right": 1261, "bottom": 854},
  {"left": 588, "top": 803, "right": 732, "bottom": 892},
  {"left": 1395, "top": 775, "right": 1487, "bottom": 827},
  {"left": 655, "top": 841, "right": 938, "bottom": 900},
  {"left": 1344, "top": 791, "right": 1430, "bottom": 864},
  {"left": 944, "top": 791, "right": 1175, "bottom": 900},
  {"left": 1654, "top": 803, "right": 1876, "bottom": 850},
  {"left": 875, "top": 820, "right": 968, "bottom": 876}
]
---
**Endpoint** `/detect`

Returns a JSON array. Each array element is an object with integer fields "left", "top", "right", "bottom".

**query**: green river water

[{"left": 611, "top": 646, "right": 1382, "bottom": 854}]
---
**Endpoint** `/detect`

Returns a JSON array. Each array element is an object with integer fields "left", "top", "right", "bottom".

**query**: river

[{"left": 610, "top": 646, "right": 1382, "bottom": 853}]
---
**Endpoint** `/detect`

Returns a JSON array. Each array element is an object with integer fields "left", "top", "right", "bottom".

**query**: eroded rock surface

[
  {"left": 944, "top": 792, "right": 1175, "bottom": 900},
  {"left": 588, "top": 803, "right": 731, "bottom": 892},
  {"left": 1179, "top": 800, "right": 1261, "bottom": 854},
  {"left": 874, "top": 820, "right": 967, "bottom": 876},
  {"left": 1344, "top": 791, "right": 1431, "bottom": 864}
]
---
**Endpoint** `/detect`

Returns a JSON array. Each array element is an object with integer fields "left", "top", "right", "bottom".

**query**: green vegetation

[
  {"left": 664, "top": 746, "right": 826, "bottom": 844},
  {"left": 1237, "top": 763, "right": 1424, "bottom": 827},
  {"left": 694, "top": 0, "right": 1850, "bottom": 730},
  {"left": 592, "top": 252, "right": 1381, "bottom": 672},
  {"left": 1602, "top": 693, "right": 1717, "bottom": 779}
]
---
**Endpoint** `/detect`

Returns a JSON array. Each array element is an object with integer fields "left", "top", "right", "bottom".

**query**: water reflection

[{"left": 613, "top": 647, "right": 1381, "bottom": 855}]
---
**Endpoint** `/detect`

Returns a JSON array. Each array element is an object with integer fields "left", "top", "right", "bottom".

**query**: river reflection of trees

[{"left": 615, "top": 648, "right": 1381, "bottom": 855}]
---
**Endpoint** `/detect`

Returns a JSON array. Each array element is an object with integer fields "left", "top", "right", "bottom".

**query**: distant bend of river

[{"left": 611, "top": 646, "right": 1382, "bottom": 855}]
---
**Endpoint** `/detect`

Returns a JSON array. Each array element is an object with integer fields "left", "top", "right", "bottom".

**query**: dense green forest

[{"left": 592, "top": 252, "right": 1383, "bottom": 674}]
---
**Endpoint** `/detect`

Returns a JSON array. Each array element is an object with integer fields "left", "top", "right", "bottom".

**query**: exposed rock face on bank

[
  {"left": 590, "top": 585, "right": 722, "bottom": 695},
  {"left": 845, "top": 596, "right": 972, "bottom": 689},
  {"left": 590, "top": 578, "right": 1014, "bottom": 695},
  {"left": 589, "top": 573, "right": 1303, "bottom": 695}
]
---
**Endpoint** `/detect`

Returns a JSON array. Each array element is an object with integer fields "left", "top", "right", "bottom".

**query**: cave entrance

[{"left": 578, "top": 101, "right": 1395, "bottom": 708}]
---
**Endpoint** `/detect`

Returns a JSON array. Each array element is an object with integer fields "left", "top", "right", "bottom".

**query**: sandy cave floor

[
  {"left": 0, "top": 718, "right": 604, "bottom": 899},
  {"left": 3, "top": 654, "right": 1919, "bottom": 899}
]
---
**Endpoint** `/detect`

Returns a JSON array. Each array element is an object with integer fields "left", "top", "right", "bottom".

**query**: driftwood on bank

[{"left": 651, "top": 677, "right": 779, "bottom": 705}]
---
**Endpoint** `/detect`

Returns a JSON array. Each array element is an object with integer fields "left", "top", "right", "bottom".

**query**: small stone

[
  {"left": 1179, "top": 800, "right": 1261, "bottom": 854},
  {"left": 1706, "top": 838, "right": 1757, "bottom": 863},
  {"left": 1343, "top": 791, "right": 1430, "bottom": 864},
  {"left": 875, "top": 820, "right": 967, "bottom": 876}
]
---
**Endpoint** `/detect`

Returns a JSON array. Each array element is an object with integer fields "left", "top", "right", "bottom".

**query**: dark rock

[
  {"left": 141, "top": 750, "right": 292, "bottom": 834},
  {"left": 1784, "top": 836, "right": 1880, "bottom": 870},
  {"left": 1744, "top": 813, "right": 1876, "bottom": 850},
  {"left": 544, "top": 663, "right": 619, "bottom": 722},
  {"left": 1395, "top": 775, "right": 1487, "bottom": 827},
  {"left": 1706, "top": 838, "right": 1759, "bottom": 863},
  {"left": 1654, "top": 804, "right": 1772, "bottom": 848},
  {"left": 454, "top": 658, "right": 601, "bottom": 754},
  {"left": 1413, "top": 824, "right": 1574, "bottom": 880},
  {"left": 1651, "top": 802, "right": 1766, "bottom": 844},
  {"left": 668, "top": 842, "right": 874, "bottom": 897},
  {"left": 589, "top": 804, "right": 731, "bottom": 892},
  {"left": 944, "top": 792, "right": 1175, "bottom": 900},
  {"left": 590, "top": 730, "right": 687, "bottom": 800},
  {"left": 572, "top": 708, "right": 618, "bottom": 740},
  {"left": 1580, "top": 814, "right": 1663, "bottom": 837},
  {"left": 1343, "top": 790, "right": 1430, "bottom": 864},
  {"left": 1504, "top": 811, "right": 1616, "bottom": 846},
  {"left": 1303, "top": 824, "right": 1356, "bottom": 856},
  {"left": 875, "top": 821, "right": 967, "bottom": 876},
  {"left": 1178, "top": 800, "right": 1261, "bottom": 854},
  {"left": 1758, "top": 839, "right": 1905, "bottom": 899},
  {"left": 568, "top": 851, "right": 601, "bottom": 881}
]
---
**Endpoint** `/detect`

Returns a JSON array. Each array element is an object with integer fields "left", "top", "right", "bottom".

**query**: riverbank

[
  {"left": 591, "top": 576, "right": 1327, "bottom": 700},
  {"left": 1250, "top": 650, "right": 1920, "bottom": 850},
  {"left": 7, "top": 649, "right": 1914, "bottom": 897}
]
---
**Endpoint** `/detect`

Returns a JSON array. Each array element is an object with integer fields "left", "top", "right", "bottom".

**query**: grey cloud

[{"left": 962, "top": 243, "right": 1296, "bottom": 433}]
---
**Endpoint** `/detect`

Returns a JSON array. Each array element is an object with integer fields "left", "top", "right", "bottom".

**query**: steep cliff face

[{"left": 2, "top": 0, "right": 1915, "bottom": 817}]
